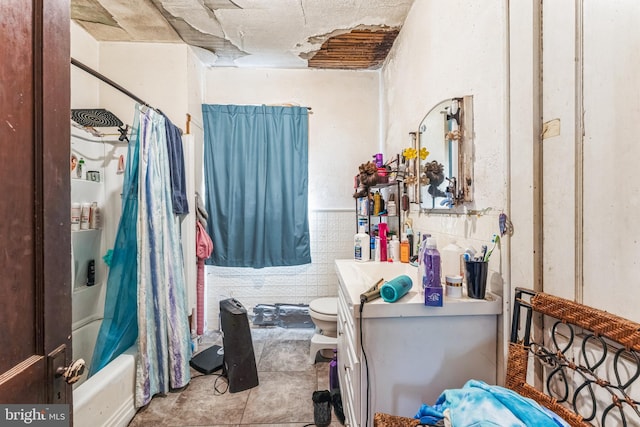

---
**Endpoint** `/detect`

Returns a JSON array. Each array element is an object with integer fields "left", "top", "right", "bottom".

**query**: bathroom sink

[
  {"left": 349, "top": 261, "right": 417, "bottom": 288},
  {"left": 335, "top": 259, "right": 502, "bottom": 318}
]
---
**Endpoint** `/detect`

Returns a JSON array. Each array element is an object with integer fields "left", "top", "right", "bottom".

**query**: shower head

[{"left": 71, "top": 108, "right": 124, "bottom": 128}]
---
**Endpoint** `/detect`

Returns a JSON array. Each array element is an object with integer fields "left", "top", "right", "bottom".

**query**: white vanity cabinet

[{"left": 335, "top": 259, "right": 502, "bottom": 427}]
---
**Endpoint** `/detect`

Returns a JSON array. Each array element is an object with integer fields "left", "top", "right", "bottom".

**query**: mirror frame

[{"left": 416, "top": 95, "right": 474, "bottom": 211}]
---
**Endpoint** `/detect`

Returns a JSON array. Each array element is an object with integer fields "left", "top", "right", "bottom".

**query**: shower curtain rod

[
  {"left": 71, "top": 58, "right": 313, "bottom": 116},
  {"left": 71, "top": 58, "right": 155, "bottom": 110}
]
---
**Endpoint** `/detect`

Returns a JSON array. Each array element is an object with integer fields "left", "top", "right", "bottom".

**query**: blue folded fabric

[{"left": 415, "top": 380, "right": 570, "bottom": 427}]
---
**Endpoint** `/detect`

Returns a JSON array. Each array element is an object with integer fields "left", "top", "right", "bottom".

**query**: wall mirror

[{"left": 417, "top": 96, "right": 473, "bottom": 210}]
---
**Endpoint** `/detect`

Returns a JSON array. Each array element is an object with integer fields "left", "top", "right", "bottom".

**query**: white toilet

[{"left": 308, "top": 297, "right": 338, "bottom": 363}]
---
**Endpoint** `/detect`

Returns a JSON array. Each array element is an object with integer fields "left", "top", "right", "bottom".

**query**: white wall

[
  {"left": 99, "top": 42, "right": 189, "bottom": 127},
  {"left": 381, "top": 0, "right": 510, "bottom": 379},
  {"left": 581, "top": 2, "right": 640, "bottom": 320},
  {"left": 203, "top": 67, "right": 380, "bottom": 328},
  {"left": 382, "top": 0, "right": 508, "bottom": 283},
  {"left": 541, "top": 1, "right": 640, "bottom": 322},
  {"left": 70, "top": 21, "right": 100, "bottom": 109}
]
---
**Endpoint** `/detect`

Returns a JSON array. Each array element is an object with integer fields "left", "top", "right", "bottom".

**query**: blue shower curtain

[
  {"left": 89, "top": 111, "right": 141, "bottom": 377},
  {"left": 90, "top": 105, "right": 191, "bottom": 408},
  {"left": 135, "top": 106, "right": 191, "bottom": 407},
  {"left": 202, "top": 104, "right": 311, "bottom": 268}
]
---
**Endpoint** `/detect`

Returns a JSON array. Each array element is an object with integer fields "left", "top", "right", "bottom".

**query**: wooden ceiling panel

[{"left": 308, "top": 29, "right": 400, "bottom": 70}]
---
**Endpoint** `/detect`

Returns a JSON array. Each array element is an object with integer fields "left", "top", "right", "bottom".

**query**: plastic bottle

[
  {"left": 378, "top": 222, "right": 388, "bottom": 262},
  {"left": 423, "top": 237, "right": 442, "bottom": 288},
  {"left": 80, "top": 202, "right": 91, "bottom": 230},
  {"left": 387, "top": 193, "right": 397, "bottom": 216},
  {"left": 329, "top": 350, "right": 339, "bottom": 390},
  {"left": 400, "top": 233, "right": 410, "bottom": 263},
  {"left": 354, "top": 226, "right": 370, "bottom": 262},
  {"left": 374, "top": 236, "right": 381, "bottom": 262},
  {"left": 406, "top": 228, "right": 414, "bottom": 258},
  {"left": 77, "top": 157, "right": 85, "bottom": 179},
  {"left": 71, "top": 202, "right": 81, "bottom": 231},
  {"left": 389, "top": 235, "right": 400, "bottom": 261},
  {"left": 401, "top": 186, "right": 410, "bottom": 212},
  {"left": 441, "top": 240, "right": 464, "bottom": 277},
  {"left": 86, "top": 259, "right": 95, "bottom": 286},
  {"left": 373, "top": 191, "right": 381, "bottom": 216}
]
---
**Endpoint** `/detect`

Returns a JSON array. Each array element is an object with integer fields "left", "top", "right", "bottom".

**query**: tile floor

[{"left": 128, "top": 327, "right": 341, "bottom": 427}]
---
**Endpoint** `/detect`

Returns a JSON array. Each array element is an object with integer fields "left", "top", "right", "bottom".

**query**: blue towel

[
  {"left": 164, "top": 116, "right": 189, "bottom": 215},
  {"left": 415, "top": 380, "right": 570, "bottom": 427}
]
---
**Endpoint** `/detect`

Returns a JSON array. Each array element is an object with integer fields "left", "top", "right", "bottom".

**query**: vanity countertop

[{"left": 335, "top": 259, "right": 502, "bottom": 318}]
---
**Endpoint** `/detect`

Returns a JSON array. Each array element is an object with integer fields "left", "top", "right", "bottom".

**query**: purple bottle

[
  {"left": 423, "top": 237, "right": 441, "bottom": 289},
  {"left": 329, "top": 349, "right": 339, "bottom": 390},
  {"left": 373, "top": 153, "right": 384, "bottom": 168}
]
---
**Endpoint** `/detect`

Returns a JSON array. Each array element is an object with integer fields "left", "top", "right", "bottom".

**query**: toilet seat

[
  {"left": 309, "top": 297, "right": 337, "bottom": 315},
  {"left": 308, "top": 297, "right": 338, "bottom": 364}
]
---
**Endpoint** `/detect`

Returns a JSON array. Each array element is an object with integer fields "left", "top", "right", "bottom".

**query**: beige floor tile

[
  {"left": 128, "top": 391, "right": 181, "bottom": 427},
  {"left": 258, "top": 340, "right": 315, "bottom": 373},
  {"left": 240, "top": 371, "right": 316, "bottom": 424},
  {"left": 129, "top": 328, "right": 333, "bottom": 427},
  {"left": 169, "top": 375, "right": 251, "bottom": 425}
]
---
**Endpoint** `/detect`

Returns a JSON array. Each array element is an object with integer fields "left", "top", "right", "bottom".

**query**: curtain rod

[
  {"left": 71, "top": 58, "right": 313, "bottom": 117},
  {"left": 71, "top": 58, "right": 154, "bottom": 109}
]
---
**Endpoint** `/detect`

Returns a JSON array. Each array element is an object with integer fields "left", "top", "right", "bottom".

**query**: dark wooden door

[{"left": 0, "top": 0, "right": 72, "bottom": 404}]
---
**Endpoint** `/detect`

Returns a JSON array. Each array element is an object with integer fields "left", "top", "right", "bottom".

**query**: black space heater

[{"left": 220, "top": 298, "right": 259, "bottom": 392}]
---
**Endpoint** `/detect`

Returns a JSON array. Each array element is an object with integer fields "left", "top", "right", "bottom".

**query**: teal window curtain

[{"left": 202, "top": 104, "right": 311, "bottom": 268}]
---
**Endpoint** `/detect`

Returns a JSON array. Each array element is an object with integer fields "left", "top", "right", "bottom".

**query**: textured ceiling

[{"left": 71, "top": 0, "right": 414, "bottom": 69}]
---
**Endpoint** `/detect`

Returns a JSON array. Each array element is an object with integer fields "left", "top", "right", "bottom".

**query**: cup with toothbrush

[{"left": 464, "top": 234, "right": 500, "bottom": 299}]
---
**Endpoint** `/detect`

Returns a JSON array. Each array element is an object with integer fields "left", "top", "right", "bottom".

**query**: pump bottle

[{"left": 354, "top": 226, "right": 370, "bottom": 262}]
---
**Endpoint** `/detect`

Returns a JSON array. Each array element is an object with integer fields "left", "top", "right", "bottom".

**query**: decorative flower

[
  {"left": 404, "top": 174, "right": 417, "bottom": 186},
  {"left": 419, "top": 147, "right": 429, "bottom": 160},
  {"left": 402, "top": 147, "right": 417, "bottom": 160}
]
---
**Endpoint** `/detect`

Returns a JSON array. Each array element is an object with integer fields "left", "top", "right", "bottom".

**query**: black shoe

[
  {"left": 312, "top": 390, "right": 332, "bottom": 427},
  {"left": 330, "top": 388, "right": 345, "bottom": 425}
]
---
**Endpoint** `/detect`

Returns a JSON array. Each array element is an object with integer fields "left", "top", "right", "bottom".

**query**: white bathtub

[
  {"left": 71, "top": 284, "right": 137, "bottom": 427},
  {"left": 73, "top": 344, "right": 137, "bottom": 427}
]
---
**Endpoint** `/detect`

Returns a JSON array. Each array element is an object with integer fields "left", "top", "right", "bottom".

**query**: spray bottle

[{"left": 378, "top": 222, "right": 388, "bottom": 262}]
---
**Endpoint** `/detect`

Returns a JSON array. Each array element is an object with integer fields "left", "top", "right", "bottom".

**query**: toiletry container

[
  {"left": 373, "top": 192, "right": 381, "bottom": 215},
  {"left": 441, "top": 240, "right": 464, "bottom": 277},
  {"left": 354, "top": 226, "right": 370, "bottom": 262},
  {"left": 71, "top": 202, "right": 81, "bottom": 231},
  {"left": 329, "top": 350, "right": 339, "bottom": 390},
  {"left": 387, "top": 194, "right": 397, "bottom": 216},
  {"left": 77, "top": 157, "right": 85, "bottom": 179},
  {"left": 389, "top": 235, "right": 400, "bottom": 261},
  {"left": 80, "top": 202, "right": 91, "bottom": 230},
  {"left": 378, "top": 223, "right": 388, "bottom": 262},
  {"left": 445, "top": 275, "right": 463, "bottom": 298},
  {"left": 423, "top": 238, "right": 442, "bottom": 288},
  {"left": 400, "top": 234, "right": 410, "bottom": 263},
  {"left": 374, "top": 237, "right": 381, "bottom": 262}
]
